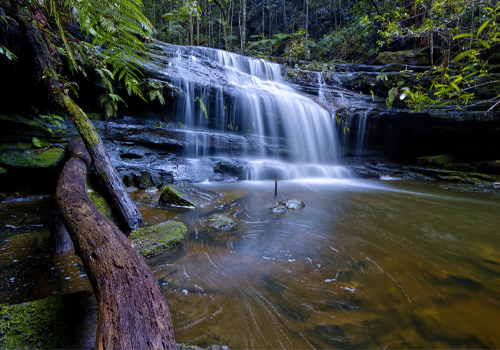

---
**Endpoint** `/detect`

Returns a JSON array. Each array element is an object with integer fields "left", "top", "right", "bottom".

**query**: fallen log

[{"left": 55, "top": 137, "right": 176, "bottom": 350}]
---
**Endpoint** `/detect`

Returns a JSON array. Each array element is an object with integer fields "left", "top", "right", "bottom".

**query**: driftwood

[{"left": 56, "top": 137, "right": 176, "bottom": 350}]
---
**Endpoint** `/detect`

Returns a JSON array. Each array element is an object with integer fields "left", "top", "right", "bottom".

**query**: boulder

[
  {"left": 272, "top": 205, "right": 287, "bottom": 213},
  {"left": 285, "top": 199, "right": 305, "bottom": 210},
  {"left": 137, "top": 171, "right": 162, "bottom": 189},
  {"left": 159, "top": 183, "right": 220, "bottom": 209},
  {"left": 0, "top": 148, "right": 66, "bottom": 170},
  {"left": 213, "top": 159, "right": 244, "bottom": 177},
  {"left": 270, "top": 199, "right": 305, "bottom": 213},
  {"left": 129, "top": 221, "right": 187, "bottom": 257},
  {"left": 352, "top": 167, "right": 381, "bottom": 179},
  {"left": 121, "top": 170, "right": 172, "bottom": 189},
  {"left": 208, "top": 214, "right": 236, "bottom": 231}
]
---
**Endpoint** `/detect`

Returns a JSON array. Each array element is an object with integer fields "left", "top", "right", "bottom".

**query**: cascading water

[{"left": 160, "top": 43, "right": 349, "bottom": 179}]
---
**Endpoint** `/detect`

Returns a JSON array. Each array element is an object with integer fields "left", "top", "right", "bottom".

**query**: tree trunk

[
  {"left": 241, "top": 0, "right": 246, "bottom": 53},
  {"left": 61, "top": 96, "right": 143, "bottom": 233},
  {"left": 56, "top": 137, "right": 177, "bottom": 350},
  {"left": 21, "top": 7, "right": 143, "bottom": 233},
  {"left": 304, "top": 0, "right": 308, "bottom": 61}
]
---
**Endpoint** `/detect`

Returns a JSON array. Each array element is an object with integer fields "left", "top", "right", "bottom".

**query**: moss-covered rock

[
  {"left": 0, "top": 114, "right": 75, "bottom": 143},
  {"left": 159, "top": 183, "right": 220, "bottom": 209},
  {"left": 208, "top": 214, "right": 236, "bottom": 231},
  {"left": 129, "top": 220, "right": 188, "bottom": 257},
  {"left": 0, "top": 148, "right": 66, "bottom": 169},
  {"left": 0, "top": 291, "right": 96, "bottom": 349},
  {"left": 417, "top": 154, "right": 455, "bottom": 167},
  {"left": 374, "top": 48, "right": 430, "bottom": 66},
  {"left": 443, "top": 163, "right": 478, "bottom": 172}
]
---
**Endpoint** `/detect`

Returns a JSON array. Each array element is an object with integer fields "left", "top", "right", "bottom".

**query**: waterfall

[
  {"left": 356, "top": 110, "right": 369, "bottom": 156},
  {"left": 159, "top": 44, "right": 346, "bottom": 179}
]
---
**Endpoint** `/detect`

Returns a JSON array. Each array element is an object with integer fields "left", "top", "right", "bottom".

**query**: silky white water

[{"left": 160, "top": 44, "right": 341, "bottom": 174}]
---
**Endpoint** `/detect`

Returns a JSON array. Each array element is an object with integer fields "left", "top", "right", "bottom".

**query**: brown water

[{"left": 1, "top": 179, "right": 500, "bottom": 348}]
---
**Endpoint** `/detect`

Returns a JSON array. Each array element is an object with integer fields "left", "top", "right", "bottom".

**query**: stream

[
  {"left": 1, "top": 43, "right": 500, "bottom": 348},
  {"left": 1, "top": 179, "right": 500, "bottom": 348}
]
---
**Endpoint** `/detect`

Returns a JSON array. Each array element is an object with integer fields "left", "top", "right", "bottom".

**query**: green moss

[
  {"left": 0, "top": 143, "right": 32, "bottom": 151},
  {"left": 0, "top": 166, "right": 7, "bottom": 175},
  {"left": 208, "top": 214, "right": 236, "bottom": 231},
  {"left": 86, "top": 177, "right": 115, "bottom": 220},
  {"left": 417, "top": 154, "right": 455, "bottom": 167},
  {"left": 0, "top": 149, "right": 66, "bottom": 169},
  {"left": 64, "top": 96, "right": 101, "bottom": 149},
  {"left": 443, "top": 163, "right": 478, "bottom": 172},
  {"left": 129, "top": 220, "right": 187, "bottom": 257},
  {"left": 159, "top": 185, "right": 197, "bottom": 208},
  {"left": 0, "top": 293, "right": 87, "bottom": 349}
]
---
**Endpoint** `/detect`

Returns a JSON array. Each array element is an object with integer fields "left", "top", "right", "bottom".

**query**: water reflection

[
  {"left": 152, "top": 180, "right": 500, "bottom": 349},
  {"left": 2, "top": 180, "right": 500, "bottom": 348}
]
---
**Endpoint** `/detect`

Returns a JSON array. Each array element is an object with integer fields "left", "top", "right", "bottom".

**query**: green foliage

[
  {"left": 98, "top": 93, "right": 128, "bottom": 118},
  {"left": 147, "top": 80, "right": 166, "bottom": 105},
  {"left": 195, "top": 97, "right": 208, "bottom": 119},
  {"left": 370, "top": 0, "right": 500, "bottom": 111},
  {"left": 32, "top": 137, "right": 53, "bottom": 148},
  {"left": 316, "top": 22, "right": 379, "bottom": 62},
  {"left": 0, "top": 45, "right": 17, "bottom": 61}
]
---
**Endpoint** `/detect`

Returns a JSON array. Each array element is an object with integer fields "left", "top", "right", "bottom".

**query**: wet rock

[
  {"left": 213, "top": 159, "right": 244, "bottom": 177},
  {"left": 122, "top": 171, "right": 140, "bottom": 187},
  {"left": 122, "top": 170, "right": 171, "bottom": 189},
  {"left": 285, "top": 199, "right": 305, "bottom": 210},
  {"left": 0, "top": 114, "right": 76, "bottom": 143},
  {"left": 272, "top": 205, "right": 287, "bottom": 213},
  {"left": 129, "top": 220, "right": 187, "bottom": 257},
  {"left": 417, "top": 154, "right": 455, "bottom": 167},
  {"left": 442, "top": 163, "right": 478, "bottom": 172},
  {"left": 270, "top": 199, "right": 305, "bottom": 213},
  {"left": 0, "top": 290, "right": 97, "bottom": 349},
  {"left": 137, "top": 171, "right": 162, "bottom": 189},
  {"left": 352, "top": 167, "right": 380, "bottom": 179},
  {"left": 0, "top": 148, "right": 66, "bottom": 170},
  {"left": 208, "top": 214, "right": 236, "bottom": 231},
  {"left": 159, "top": 170, "right": 174, "bottom": 185},
  {"left": 159, "top": 183, "right": 220, "bottom": 209}
]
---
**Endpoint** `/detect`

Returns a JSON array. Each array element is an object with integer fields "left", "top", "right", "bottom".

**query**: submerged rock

[
  {"left": 129, "top": 220, "right": 187, "bottom": 257},
  {"left": 270, "top": 199, "right": 305, "bottom": 213},
  {"left": 159, "top": 183, "right": 220, "bottom": 209},
  {"left": 272, "top": 205, "right": 287, "bottom": 213},
  {"left": 285, "top": 199, "right": 305, "bottom": 210},
  {"left": 208, "top": 214, "right": 236, "bottom": 231}
]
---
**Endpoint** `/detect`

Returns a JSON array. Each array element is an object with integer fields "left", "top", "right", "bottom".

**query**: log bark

[
  {"left": 19, "top": 6, "right": 142, "bottom": 233},
  {"left": 56, "top": 137, "right": 176, "bottom": 350},
  {"left": 61, "top": 95, "right": 143, "bottom": 233}
]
